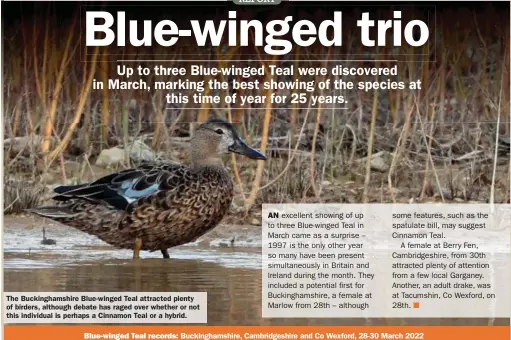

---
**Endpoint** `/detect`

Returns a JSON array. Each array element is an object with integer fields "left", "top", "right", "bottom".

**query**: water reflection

[{"left": 4, "top": 258, "right": 508, "bottom": 326}]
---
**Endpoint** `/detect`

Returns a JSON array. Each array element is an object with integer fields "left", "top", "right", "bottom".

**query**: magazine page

[{"left": 1, "top": 0, "right": 510, "bottom": 339}]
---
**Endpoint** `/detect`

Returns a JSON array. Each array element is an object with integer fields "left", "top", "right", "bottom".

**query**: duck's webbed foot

[
  {"left": 133, "top": 238, "right": 143, "bottom": 259},
  {"left": 161, "top": 249, "right": 170, "bottom": 259}
]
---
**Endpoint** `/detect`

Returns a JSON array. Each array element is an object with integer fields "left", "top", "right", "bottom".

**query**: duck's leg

[
  {"left": 133, "top": 238, "right": 143, "bottom": 259},
  {"left": 161, "top": 249, "right": 170, "bottom": 259}
]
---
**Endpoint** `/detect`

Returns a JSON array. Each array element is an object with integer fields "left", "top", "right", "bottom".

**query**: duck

[
  {"left": 40, "top": 227, "right": 57, "bottom": 245},
  {"left": 28, "top": 119, "right": 267, "bottom": 259}
]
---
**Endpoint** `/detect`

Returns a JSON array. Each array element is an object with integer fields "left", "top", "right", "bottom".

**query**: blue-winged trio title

[{"left": 86, "top": 11, "right": 430, "bottom": 55}]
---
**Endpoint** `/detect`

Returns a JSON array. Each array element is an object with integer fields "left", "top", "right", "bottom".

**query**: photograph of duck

[{"left": 28, "top": 119, "right": 266, "bottom": 259}]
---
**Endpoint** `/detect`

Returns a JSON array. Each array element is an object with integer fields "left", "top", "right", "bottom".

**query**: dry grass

[
  {"left": 3, "top": 4, "right": 510, "bottom": 218},
  {"left": 4, "top": 176, "right": 46, "bottom": 214}
]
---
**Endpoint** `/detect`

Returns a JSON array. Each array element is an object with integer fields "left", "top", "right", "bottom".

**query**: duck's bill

[{"left": 229, "top": 139, "right": 267, "bottom": 160}]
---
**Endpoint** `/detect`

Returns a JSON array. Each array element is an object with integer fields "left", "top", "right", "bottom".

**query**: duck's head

[{"left": 190, "top": 119, "right": 267, "bottom": 167}]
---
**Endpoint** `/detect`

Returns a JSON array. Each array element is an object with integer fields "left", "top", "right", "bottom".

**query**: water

[{"left": 3, "top": 216, "right": 508, "bottom": 326}]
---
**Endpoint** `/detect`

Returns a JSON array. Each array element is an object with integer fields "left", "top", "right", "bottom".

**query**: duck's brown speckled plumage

[
  {"left": 49, "top": 163, "right": 234, "bottom": 251},
  {"left": 28, "top": 119, "right": 266, "bottom": 258}
]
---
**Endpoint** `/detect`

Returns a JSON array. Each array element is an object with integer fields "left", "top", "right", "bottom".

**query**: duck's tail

[
  {"left": 26, "top": 205, "right": 75, "bottom": 220},
  {"left": 26, "top": 200, "right": 126, "bottom": 249}
]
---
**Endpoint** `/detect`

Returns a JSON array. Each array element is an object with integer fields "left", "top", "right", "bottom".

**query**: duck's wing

[{"left": 50, "top": 161, "right": 189, "bottom": 212}]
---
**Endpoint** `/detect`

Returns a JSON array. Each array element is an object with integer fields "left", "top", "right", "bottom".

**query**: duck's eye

[{"left": 215, "top": 129, "right": 224, "bottom": 135}]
